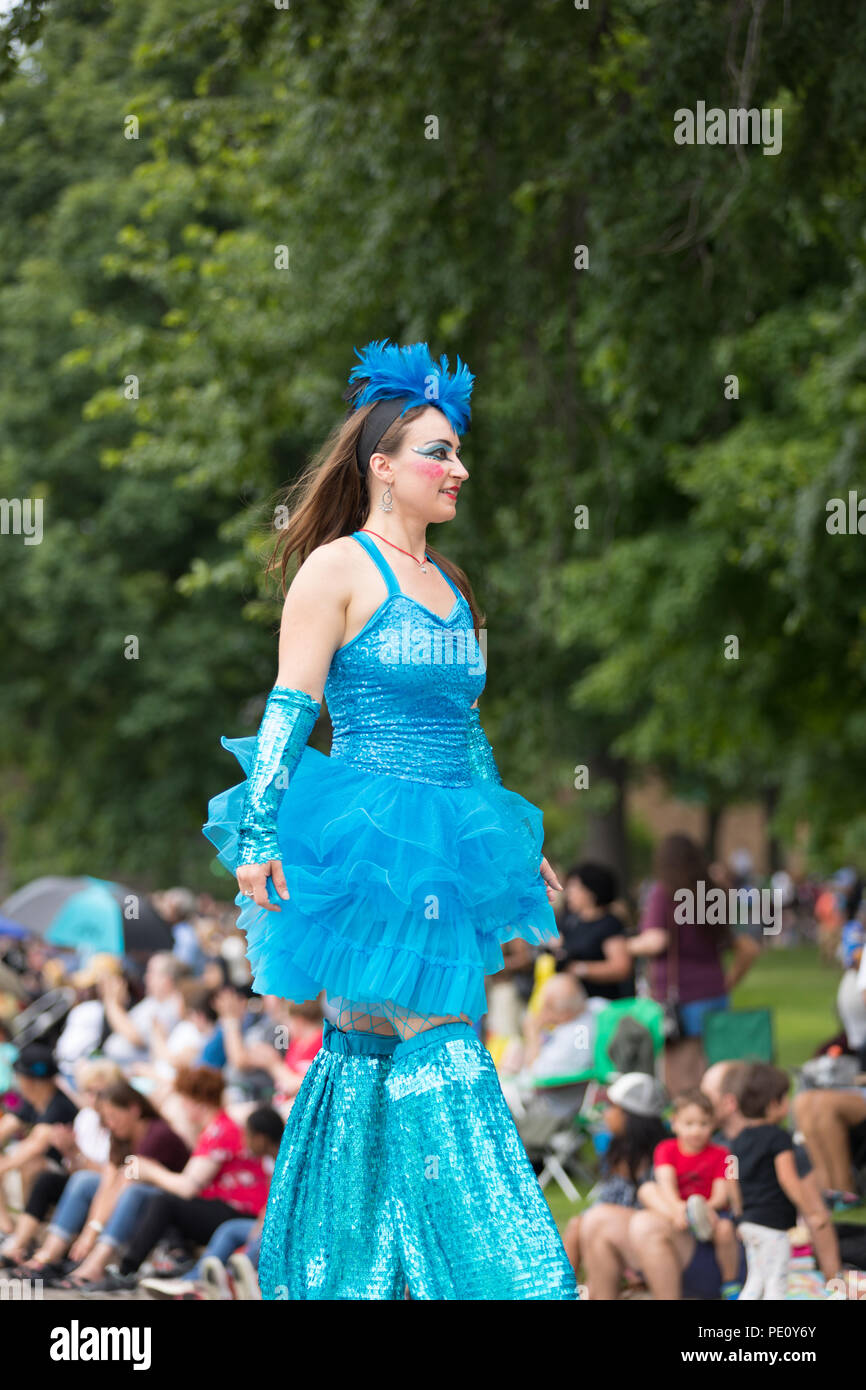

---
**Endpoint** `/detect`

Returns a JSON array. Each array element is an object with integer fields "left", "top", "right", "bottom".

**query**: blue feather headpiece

[{"left": 343, "top": 338, "right": 474, "bottom": 474}]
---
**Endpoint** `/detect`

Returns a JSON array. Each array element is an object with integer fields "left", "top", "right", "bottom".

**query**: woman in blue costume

[{"left": 203, "top": 339, "right": 577, "bottom": 1300}]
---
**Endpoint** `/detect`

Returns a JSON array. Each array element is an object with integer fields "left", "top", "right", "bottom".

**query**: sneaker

[
  {"left": 198, "top": 1256, "right": 232, "bottom": 1301},
  {"left": 226, "top": 1253, "right": 261, "bottom": 1301},
  {"left": 686, "top": 1194, "right": 715, "bottom": 1242},
  {"left": 139, "top": 1275, "right": 199, "bottom": 1300}
]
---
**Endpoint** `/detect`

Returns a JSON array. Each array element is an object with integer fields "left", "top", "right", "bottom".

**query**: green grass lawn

[
  {"left": 730, "top": 942, "right": 844, "bottom": 1067},
  {"left": 545, "top": 943, "right": 866, "bottom": 1229}
]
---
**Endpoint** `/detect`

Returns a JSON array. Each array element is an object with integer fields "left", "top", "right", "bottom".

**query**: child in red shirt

[{"left": 638, "top": 1088, "right": 741, "bottom": 1297}]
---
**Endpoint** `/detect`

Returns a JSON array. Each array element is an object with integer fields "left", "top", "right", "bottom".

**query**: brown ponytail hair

[
  {"left": 97, "top": 1079, "right": 164, "bottom": 1168},
  {"left": 266, "top": 403, "right": 485, "bottom": 633}
]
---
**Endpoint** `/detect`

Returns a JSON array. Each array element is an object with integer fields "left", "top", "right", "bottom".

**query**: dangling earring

[{"left": 379, "top": 485, "right": 393, "bottom": 513}]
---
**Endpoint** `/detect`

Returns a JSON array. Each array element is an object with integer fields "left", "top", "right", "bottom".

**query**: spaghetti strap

[
  {"left": 351, "top": 531, "right": 401, "bottom": 597},
  {"left": 425, "top": 556, "right": 462, "bottom": 602}
]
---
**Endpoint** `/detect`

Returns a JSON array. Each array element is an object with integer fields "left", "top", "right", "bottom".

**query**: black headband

[{"left": 342, "top": 387, "right": 410, "bottom": 476}]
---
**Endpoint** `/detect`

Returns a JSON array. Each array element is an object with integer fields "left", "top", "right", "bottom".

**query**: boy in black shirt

[{"left": 729, "top": 1062, "right": 836, "bottom": 1299}]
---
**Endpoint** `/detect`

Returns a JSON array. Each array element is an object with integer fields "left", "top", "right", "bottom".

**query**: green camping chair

[
  {"left": 532, "top": 996, "right": 667, "bottom": 1091},
  {"left": 702, "top": 1007, "right": 775, "bottom": 1066}
]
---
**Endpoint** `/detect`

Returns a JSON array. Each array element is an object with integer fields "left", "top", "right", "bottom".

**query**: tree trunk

[
  {"left": 582, "top": 753, "right": 629, "bottom": 886},
  {"left": 706, "top": 802, "right": 723, "bottom": 861},
  {"left": 764, "top": 785, "right": 782, "bottom": 873}
]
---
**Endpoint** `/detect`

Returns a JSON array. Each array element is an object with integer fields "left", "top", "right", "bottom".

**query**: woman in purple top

[{"left": 629, "top": 834, "right": 759, "bottom": 1090}]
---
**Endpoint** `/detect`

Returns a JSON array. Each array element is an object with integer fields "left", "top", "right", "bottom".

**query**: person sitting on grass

[
  {"left": 701, "top": 1060, "right": 841, "bottom": 1268},
  {"left": 793, "top": 1082, "right": 866, "bottom": 1209},
  {"left": 563, "top": 1071, "right": 669, "bottom": 1284},
  {"left": 729, "top": 1062, "right": 842, "bottom": 1300},
  {"left": 0, "top": 1044, "right": 77, "bottom": 1237},
  {"left": 138, "top": 1105, "right": 284, "bottom": 1300},
  {"left": 636, "top": 1088, "right": 741, "bottom": 1299},
  {"left": 17, "top": 1078, "right": 190, "bottom": 1287},
  {"left": 101, "top": 1065, "right": 272, "bottom": 1291},
  {"left": 0, "top": 1057, "right": 118, "bottom": 1272}
]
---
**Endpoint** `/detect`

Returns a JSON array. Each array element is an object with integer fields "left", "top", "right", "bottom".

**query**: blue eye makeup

[{"left": 412, "top": 441, "right": 462, "bottom": 462}]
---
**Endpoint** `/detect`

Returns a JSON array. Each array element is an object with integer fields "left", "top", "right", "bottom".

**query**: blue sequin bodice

[{"left": 324, "top": 532, "right": 486, "bottom": 786}]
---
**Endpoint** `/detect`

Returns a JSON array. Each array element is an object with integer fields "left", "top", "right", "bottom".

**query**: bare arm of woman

[
  {"left": 625, "top": 927, "right": 668, "bottom": 958},
  {"left": 569, "top": 936, "right": 632, "bottom": 982},
  {"left": 724, "top": 932, "right": 760, "bottom": 991},
  {"left": 133, "top": 1153, "right": 221, "bottom": 1201},
  {"left": 236, "top": 545, "right": 350, "bottom": 912}
]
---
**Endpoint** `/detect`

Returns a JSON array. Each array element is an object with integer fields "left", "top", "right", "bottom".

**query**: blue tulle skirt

[{"left": 203, "top": 740, "right": 558, "bottom": 1022}]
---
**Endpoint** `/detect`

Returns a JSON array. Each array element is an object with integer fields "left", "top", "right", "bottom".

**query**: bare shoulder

[{"left": 286, "top": 536, "right": 359, "bottom": 605}]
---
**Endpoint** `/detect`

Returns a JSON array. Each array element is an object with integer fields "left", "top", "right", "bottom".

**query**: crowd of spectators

[
  {"left": 1, "top": 839, "right": 865, "bottom": 1301},
  {"left": 0, "top": 889, "right": 322, "bottom": 1297}
]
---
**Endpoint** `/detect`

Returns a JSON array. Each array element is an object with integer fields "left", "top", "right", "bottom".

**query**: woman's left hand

[{"left": 539, "top": 856, "right": 563, "bottom": 903}]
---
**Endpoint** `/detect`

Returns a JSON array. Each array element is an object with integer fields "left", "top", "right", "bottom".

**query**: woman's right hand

[{"left": 237, "top": 859, "right": 290, "bottom": 913}]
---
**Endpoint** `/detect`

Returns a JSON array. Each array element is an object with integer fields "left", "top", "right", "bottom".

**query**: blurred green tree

[{"left": 1, "top": 0, "right": 865, "bottom": 889}]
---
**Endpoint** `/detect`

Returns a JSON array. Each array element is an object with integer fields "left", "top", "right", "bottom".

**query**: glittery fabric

[
  {"left": 202, "top": 529, "right": 559, "bottom": 1024},
  {"left": 467, "top": 704, "right": 503, "bottom": 785},
  {"left": 234, "top": 686, "right": 321, "bottom": 867},
  {"left": 322, "top": 533, "right": 485, "bottom": 788},
  {"left": 384, "top": 1023, "right": 578, "bottom": 1300},
  {"left": 258, "top": 1021, "right": 404, "bottom": 1301}
]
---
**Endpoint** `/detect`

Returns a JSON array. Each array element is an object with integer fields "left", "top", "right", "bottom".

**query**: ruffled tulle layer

[{"left": 203, "top": 740, "right": 558, "bottom": 1023}]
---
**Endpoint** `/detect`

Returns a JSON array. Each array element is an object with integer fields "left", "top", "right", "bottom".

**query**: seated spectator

[
  {"left": 0, "top": 1018, "right": 23, "bottom": 1212},
  {"left": 0, "top": 1017, "right": 17, "bottom": 1100},
  {"left": 501, "top": 975, "right": 606, "bottom": 1140},
  {"left": 576, "top": 1072, "right": 748, "bottom": 1300},
  {"left": 54, "top": 955, "right": 123, "bottom": 1080},
  {"left": 0, "top": 1045, "right": 77, "bottom": 1235},
  {"left": 139, "top": 1105, "right": 285, "bottom": 1299},
  {"left": 20, "top": 1078, "right": 190, "bottom": 1287},
  {"left": 102, "top": 953, "right": 186, "bottom": 1067},
  {"left": 729, "top": 1063, "right": 840, "bottom": 1298},
  {"left": 0, "top": 1057, "right": 118, "bottom": 1270},
  {"left": 213, "top": 990, "right": 288, "bottom": 1104},
  {"left": 107, "top": 1065, "right": 272, "bottom": 1289},
  {"left": 565, "top": 1071, "right": 669, "bottom": 1287},
  {"left": 553, "top": 863, "right": 634, "bottom": 1001},
  {"left": 703, "top": 1061, "right": 838, "bottom": 1207},
  {"left": 793, "top": 1079, "right": 866, "bottom": 1208},
  {"left": 634, "top": 1089, "right": 740, "bottom": 1298},
  {"left": 130, "top": 982, "right": 219, "bottom": 1082},
  {"left": 834, "top": 903, "right": 866, "bottom": 1064},
  {"left": 152, "top": 888, "right": 210, "bottom": 976}
]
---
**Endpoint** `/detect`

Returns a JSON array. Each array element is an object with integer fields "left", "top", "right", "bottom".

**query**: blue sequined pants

[{"left": 258, "top": 1019, "right": 577, "bottom": 1300}]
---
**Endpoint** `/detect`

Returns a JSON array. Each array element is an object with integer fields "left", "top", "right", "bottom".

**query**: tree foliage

[{"left": 1, "top": 0, "right": 865, "bottom": 886}]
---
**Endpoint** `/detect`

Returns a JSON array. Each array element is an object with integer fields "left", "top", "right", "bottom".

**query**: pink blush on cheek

[{"left": 412, "top": 458, "right": 447, "bottom": 482}]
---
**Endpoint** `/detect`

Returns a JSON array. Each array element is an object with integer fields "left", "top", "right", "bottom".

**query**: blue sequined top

[{"left": 323, "top": 532, "right": 486, "bottom": 787}]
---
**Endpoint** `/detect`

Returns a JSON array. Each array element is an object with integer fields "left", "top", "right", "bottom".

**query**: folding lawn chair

[
  {"left": 701, "top": 1007, "right": 774, "bottom": 1066},
  {"left": 524, "top": 997, "right": 667, "bottom": 1201}
]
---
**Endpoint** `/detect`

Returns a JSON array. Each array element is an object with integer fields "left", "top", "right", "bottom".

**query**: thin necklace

[{"left": 360, "top": 527, "right": 429, "bottom": 574}]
